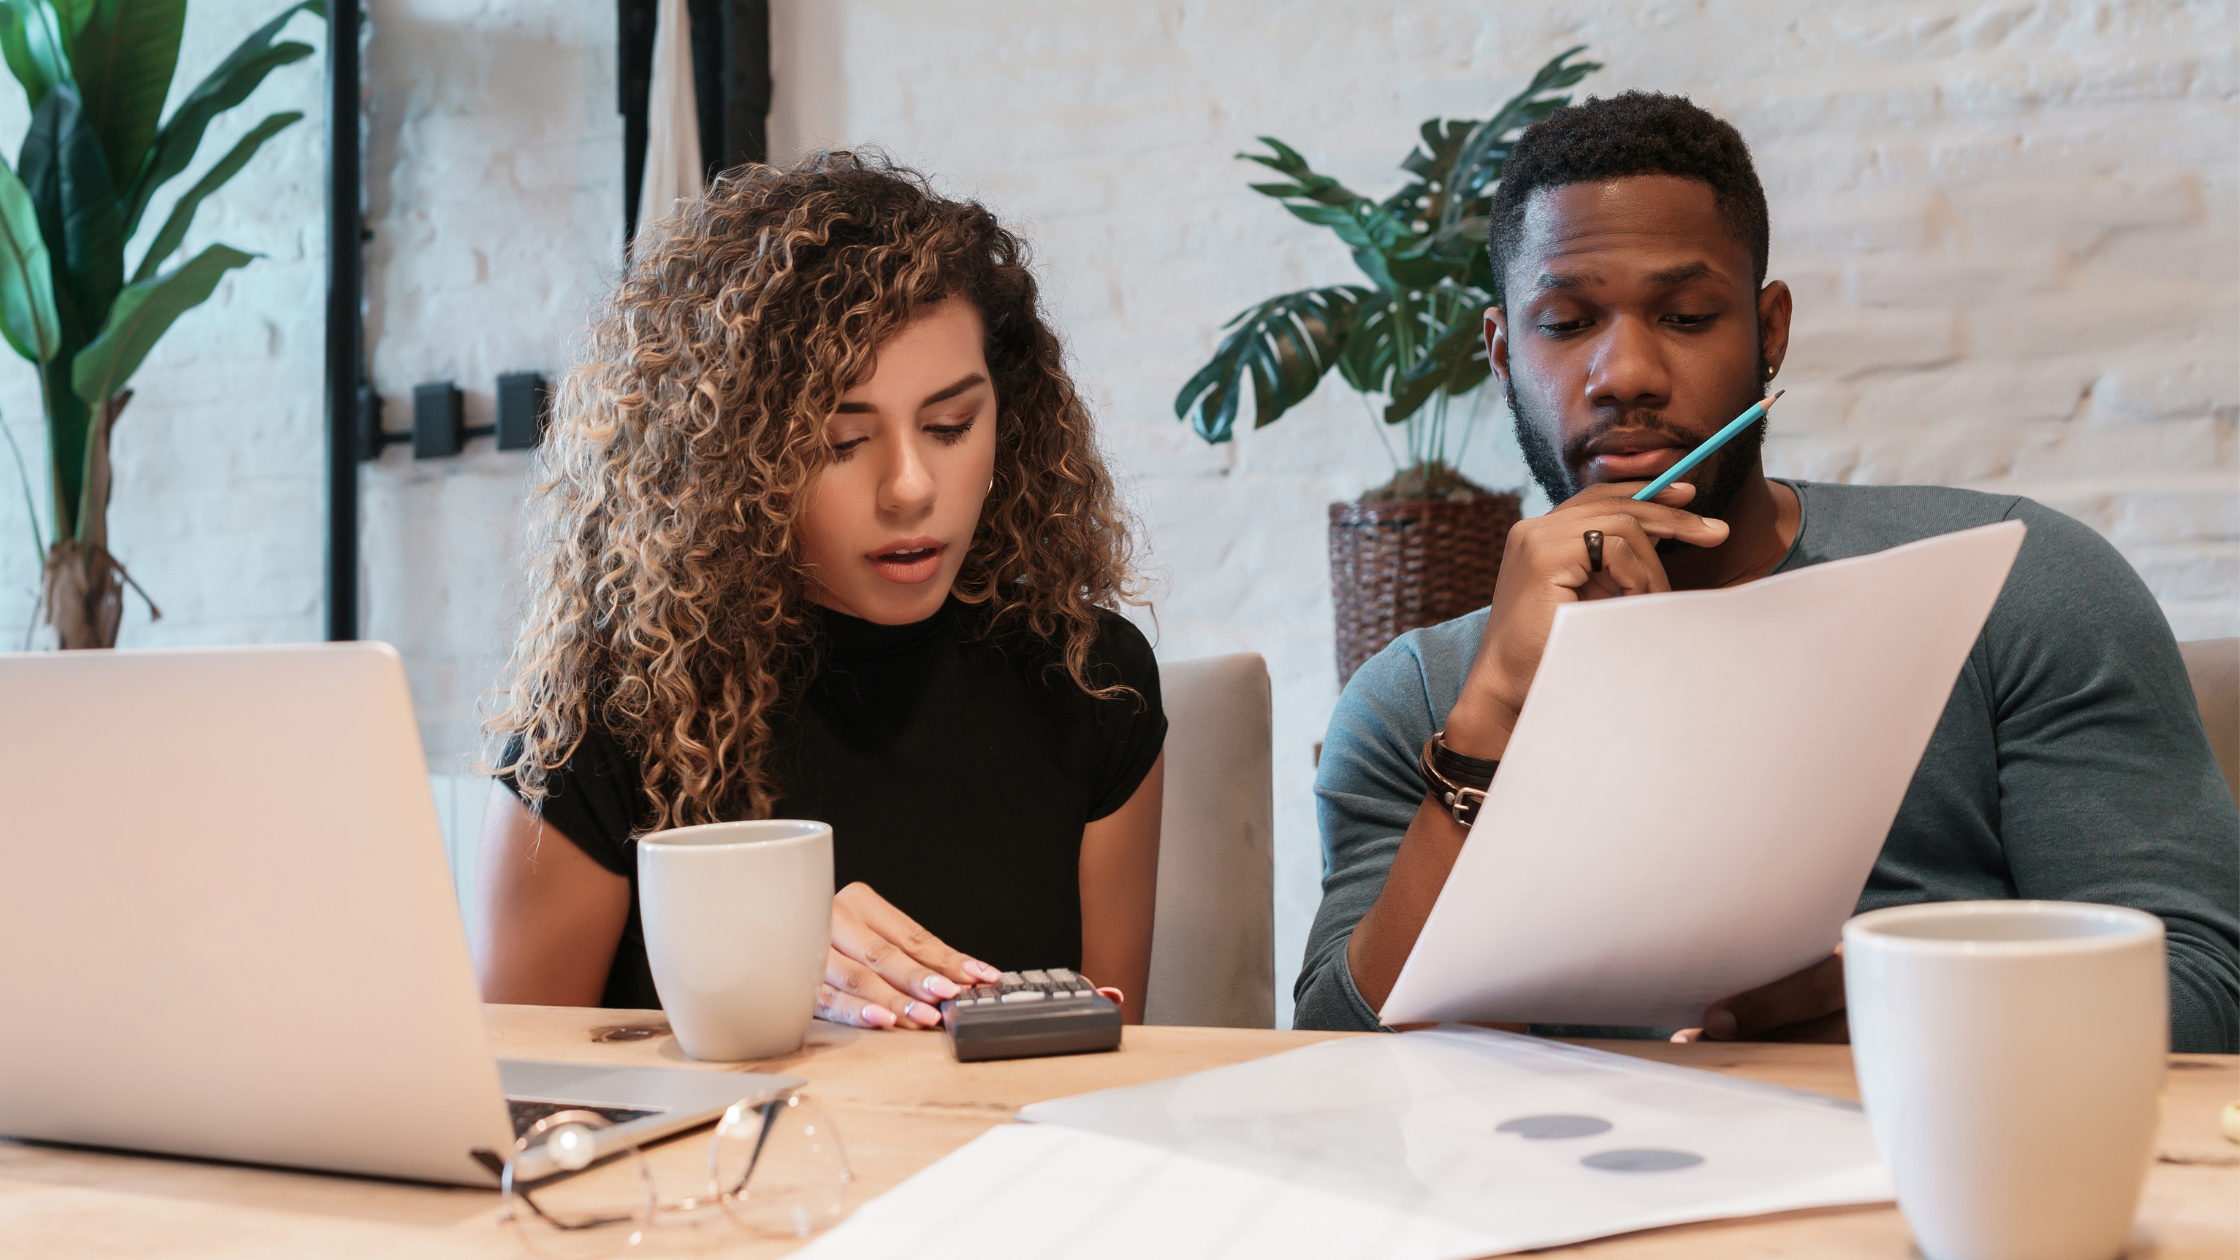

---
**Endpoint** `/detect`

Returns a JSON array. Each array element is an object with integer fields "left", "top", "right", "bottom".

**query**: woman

[{"left": 476, "top": 153, "right": 1164, "bottom": 1028}]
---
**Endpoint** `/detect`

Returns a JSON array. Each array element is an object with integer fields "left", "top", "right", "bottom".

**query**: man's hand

[
  {"left": 1678, "top": 949, "right": 1849, "bottom": 1043},
  {"left": 1345, "top": 481, "right": 1734, "bottom": 1012},
  {"left": 816, "top": 882, "right": 1002, "bottom": 1030},
  {"left": 1443, "top": 481, "right": 1731, "bottom": 759}
]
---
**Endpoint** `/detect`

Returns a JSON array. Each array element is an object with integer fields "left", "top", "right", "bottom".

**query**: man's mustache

[{"left": 1560, "top": 412, "right": 1697, "bottom": 469}]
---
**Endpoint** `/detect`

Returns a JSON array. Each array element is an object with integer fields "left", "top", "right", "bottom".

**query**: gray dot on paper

[
  {"left": 1581, "top": 1148, "right": 1705, "bottom": 1173},
  {"left": 1495, "top": 1114, "right": 1613, "bottom": 1140}
]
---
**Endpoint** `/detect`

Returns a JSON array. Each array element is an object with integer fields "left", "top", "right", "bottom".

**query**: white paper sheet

[
  {"left": 1381, "top": 521, "right": 2024, "bottom": 1028},
  {"left": 792, "top": 1122, "right": 1504, "bottom": 1260},
  {"left": 803, "top": 1027, "right": 1892, "bottom": 1259},
  {"left": 1016, "top": 1027, "right": 1890, "bottom": 1256}
]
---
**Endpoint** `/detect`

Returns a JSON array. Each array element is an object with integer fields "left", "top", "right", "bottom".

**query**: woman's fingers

[
  {"left": 815, "top": 980, "right": 898, "bottom": 1029},
  {"left": 834, "top": 882, "right": 998, "bottom": 988},
  {"left": 821, "top": 945, "right": 942, "bottom": 1029}
]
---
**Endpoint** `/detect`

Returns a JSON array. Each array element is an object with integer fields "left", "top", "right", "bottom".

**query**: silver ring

[{"left": 900, "top": 1001, "right": 918, "bottom": 1022}]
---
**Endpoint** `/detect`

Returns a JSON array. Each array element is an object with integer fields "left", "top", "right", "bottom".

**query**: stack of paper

[{"left": 797, "top": 1028, "right": 1891, "bottom": 1259}]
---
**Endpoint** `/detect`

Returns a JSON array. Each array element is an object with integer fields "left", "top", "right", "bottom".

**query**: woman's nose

[{"left": 879, "top": 438, "right": 936, "bottom": 518}]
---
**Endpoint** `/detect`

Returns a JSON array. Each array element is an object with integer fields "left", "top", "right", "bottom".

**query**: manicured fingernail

[
  {"left": 925, "top": 975, "right": 961, "bottom": 999},
  {"left": 864, "top": 1005, "right": 897, "bottom": 1028},
  {"left": 966, "top": 960, "right": 1000, "bottom": 982},
  {"left": 1703, "top": 1008, "right": 1737, "bottom": 1039}
]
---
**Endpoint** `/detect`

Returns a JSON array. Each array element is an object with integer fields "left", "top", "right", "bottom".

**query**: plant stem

[
  {"left": 1359, "top": 390, "right": 1400, "bottom": 472},
  {"left": 1449, "top": 382, "right": 1488, "bottom": 471},
  {"left": 0, "top": 412, "right": 43, "bottom": 566},
  {"left": 34, "top": 369, "right": 68, "bottom": 546}
]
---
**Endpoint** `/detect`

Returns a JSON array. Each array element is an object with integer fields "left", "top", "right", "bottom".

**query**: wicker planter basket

[{"left": 1329, "top": 494, "right": 1523, "bottom": 685}]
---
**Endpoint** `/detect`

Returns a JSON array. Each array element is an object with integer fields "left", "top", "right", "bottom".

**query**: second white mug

[
  {"left": 637, "top": 819, "right": 832, "bottom": 1062},
  {"left": 1843, "top": 900, "right": 2165, "bottom": 1260}
]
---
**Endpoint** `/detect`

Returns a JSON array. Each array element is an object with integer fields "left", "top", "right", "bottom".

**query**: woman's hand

[{"left": 816, "top": 882, "right": 1002, "bottom": 1029}]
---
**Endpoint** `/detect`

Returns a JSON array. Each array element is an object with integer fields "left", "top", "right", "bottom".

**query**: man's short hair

[{"left": 1488, "top": 91, "right": 1770, "bottom": 303}]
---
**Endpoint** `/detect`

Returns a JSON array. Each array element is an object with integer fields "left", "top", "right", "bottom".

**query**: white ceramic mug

[
  {"left": 638, "top": 820, "right": 833, "bottom": 1062},
  {"left": 1843, "top": 900, "right": 2165, "bottom": 1260}
]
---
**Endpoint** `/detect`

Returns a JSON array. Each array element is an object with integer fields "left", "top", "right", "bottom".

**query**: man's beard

[{"left": 1506, "top": 363, "right": 1767, "bottom": 524}]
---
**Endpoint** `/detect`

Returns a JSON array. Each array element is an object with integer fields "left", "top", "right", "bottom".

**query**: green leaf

[
  {"left": 1174, "top": 286, "right": 1367, "bottom": 443},
  {"left": 1335, "top": 291, "right": 1399, "bottom": 395},
  {"left": 21, "top": 84, "right": 122, "bottom": 346},
  {"left": 120, "top": 0, "right": 317, "bottom": 237},
  {"left": 1239, "top": 136, "right": 1375, "bottom": 212},
  {"left": 71, "top": 241, "right": 250, "bottom": 405},
  {"left": 0, "top": 0, "right": 76, "bottom": 111},
  {"left": 1450, "top": 47, "right": 1602, "bottom": 205},
  {"left": 0, "top": 156, "right": 58, "bottom": 360},
  {"left": 1386, "top": 312, "right": 1492, "bottom": 424},
  {"left": 131, "top": 108, "right": 297, "bottom": 282},
  {"left": 69, "top": 0, "right": 185, "bottom": 190}
]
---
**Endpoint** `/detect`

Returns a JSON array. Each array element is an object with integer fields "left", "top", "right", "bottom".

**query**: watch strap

[{"left": 1419, "top": 730, "right": 1499, "bottom": 827}]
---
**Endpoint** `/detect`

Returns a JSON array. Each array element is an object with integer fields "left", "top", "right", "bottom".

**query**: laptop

[{"left": 0, "top": 641, "right": 802, "bottom": 1186}]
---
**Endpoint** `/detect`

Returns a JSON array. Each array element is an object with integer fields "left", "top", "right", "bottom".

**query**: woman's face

[{"left": 799, "top": 295, "right": 999, "bottom": 625}]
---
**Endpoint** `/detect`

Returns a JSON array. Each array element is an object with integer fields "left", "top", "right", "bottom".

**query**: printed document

[
  {"left": 1381, "top": 521, "right": 2024, "bottom": 1028},
  {"left": 798, "top": 1027, "right": 1891, "bottom": 1259}
]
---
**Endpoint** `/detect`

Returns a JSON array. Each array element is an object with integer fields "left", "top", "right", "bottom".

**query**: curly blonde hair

[{"left": 488, "top": 152, "right": 1139, "bottom": 831}]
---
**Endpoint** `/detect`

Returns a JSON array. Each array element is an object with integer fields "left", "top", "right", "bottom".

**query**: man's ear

[
  {"left": 1757, "top": 279, "right": 1792, "bottom": 379},
  {"left": 1485, "top": 306, "right": 1511, "bottom": 389}
]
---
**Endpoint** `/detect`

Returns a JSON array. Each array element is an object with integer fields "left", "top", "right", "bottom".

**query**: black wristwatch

[{"left": 1419, "top": 730, "right": 1500, "bottom": 826}]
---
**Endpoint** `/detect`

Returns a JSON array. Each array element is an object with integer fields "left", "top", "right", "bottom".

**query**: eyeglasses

[{"left": 501, "top": 1092, "right": 852, "bottom": 1258}]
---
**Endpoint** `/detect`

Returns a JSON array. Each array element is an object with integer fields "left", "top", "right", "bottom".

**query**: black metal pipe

[{"left": 324, "top": 0, "right": 361, "bottom": 641}]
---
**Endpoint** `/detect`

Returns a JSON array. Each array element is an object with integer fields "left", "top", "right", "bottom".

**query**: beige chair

[
  {"left": 2180, "top": 638, "right": 2239, "bottom": 802},
  {"left": 1145, "top": 652, "right": 1276, "bottom": 1028}
]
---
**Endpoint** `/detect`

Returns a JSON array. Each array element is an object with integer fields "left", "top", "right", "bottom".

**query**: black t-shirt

[{"left": 505, "top": 598, "right": 1166, "bottom": 1009}]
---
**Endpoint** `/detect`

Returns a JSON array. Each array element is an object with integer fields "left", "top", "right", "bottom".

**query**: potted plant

[
  {"left": 0, "top": 0, "right": 321, "bottom": 649},
  {"left": 1176, "top": 48, "right": 1599, "bottom": 682}
]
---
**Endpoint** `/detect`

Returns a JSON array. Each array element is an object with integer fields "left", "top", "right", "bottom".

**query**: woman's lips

[{"left": 868, "top": 542, "right": 945, "bottom": 584}]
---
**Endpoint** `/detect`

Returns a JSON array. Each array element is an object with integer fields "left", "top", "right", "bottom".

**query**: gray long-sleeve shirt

[{"left": 1296, "top": 480, "right": 2240, "bottom": 1052}]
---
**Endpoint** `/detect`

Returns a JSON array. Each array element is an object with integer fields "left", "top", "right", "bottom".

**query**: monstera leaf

[
  {"left": 1177, "top": 47, "right": 1601, "bottom": 463},
  {"left": 1175, "top": 286, "right": 1369, "bottom": 444}
]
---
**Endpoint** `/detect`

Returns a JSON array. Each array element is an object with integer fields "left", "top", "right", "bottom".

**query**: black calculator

[{"left": 938, "top": 969, "right": 1123, "bottom": 1062}]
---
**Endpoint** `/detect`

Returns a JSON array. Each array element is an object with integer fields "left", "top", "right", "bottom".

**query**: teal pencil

[{"left": 1631, "top": 390, "right": 1785, "bottom": 501}]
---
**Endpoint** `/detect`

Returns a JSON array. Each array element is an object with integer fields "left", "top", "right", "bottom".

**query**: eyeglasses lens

[
  {"left": 713, "top": 1094, "right": 853, "bottom": 1239},
  {"left": 504, "top": 1113, "right": 655, "bottom": 1259}
]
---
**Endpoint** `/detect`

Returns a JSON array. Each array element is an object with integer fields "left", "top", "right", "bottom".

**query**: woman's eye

[
  {"left": 829, "top": 436, "right": 868, "bottom": 458},
  {"left": 925, "top": 419, "right": 975, "bottom": 444}
]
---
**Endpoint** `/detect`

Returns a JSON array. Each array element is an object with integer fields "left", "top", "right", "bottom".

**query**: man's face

[{"left": 1487, "top": 175, "right": 1786, "bottom": 517}]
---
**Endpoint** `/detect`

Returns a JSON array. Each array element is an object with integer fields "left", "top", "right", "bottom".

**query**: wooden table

[{"left": 2, "top": 1007, "right": 2232, "bottom": 1258}]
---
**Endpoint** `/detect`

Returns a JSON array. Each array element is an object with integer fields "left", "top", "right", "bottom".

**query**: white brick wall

[{"left": 1, "top": 1, "right": 2231, "bottom": 1025}]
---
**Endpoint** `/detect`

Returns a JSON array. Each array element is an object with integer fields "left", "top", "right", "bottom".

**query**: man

[{"left": 1295, "top": 92, "right": 2239, "bottom": 1052}]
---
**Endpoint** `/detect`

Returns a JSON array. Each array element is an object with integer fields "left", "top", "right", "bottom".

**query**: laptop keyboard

[{"left": 507, "top": 1098, "right": 660, "bottom": 1139}]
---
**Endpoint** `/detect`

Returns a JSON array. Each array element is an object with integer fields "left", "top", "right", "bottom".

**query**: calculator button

[
  {"left": 998, "top": 972, "right": 1023, "bottom": 986},
  {"left": 1021, "top": 970, "right": 1050, "bottom": 985},
  {"left": 999, "top": 990, "right": 1047, "bottom": 1003}
]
